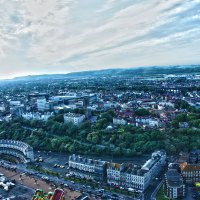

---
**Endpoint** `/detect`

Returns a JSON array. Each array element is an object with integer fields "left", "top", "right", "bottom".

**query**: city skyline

[{"left": 0, "top": 0, "right": 200, "bottom": 79}]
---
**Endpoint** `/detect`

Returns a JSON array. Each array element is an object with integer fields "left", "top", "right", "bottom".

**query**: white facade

[
  {"left": 158, "top": 102, "right": 175, "bottom": 110},
  {"left": 68, "top": 154, "right": 106, "bottom": 180},
  {"left": 0, "top": 140, "right": 34, "bottom": 163},
  {"left": 0, "top": 105, "right": 5, "bottom": 112},
  {"left": 22, "top": 112, "right": 53, "bottom": 121},
  {"left": 37, "top": 98, "right": 49, "bottom": 111},
  {"left": 135, "top": 117, "right": 161, "bottom": 128},
  {"left": 113, "top": 118, "right": 127, "bottom": 125},
  {"left": 107, "top": 150, "right": 166, "bottom": 191},
  {"left": 64, "top": 113, "right": 85, "bottom": 125},
  {"left": 9, "top": 100, "right": 21, "bottom": 106}
]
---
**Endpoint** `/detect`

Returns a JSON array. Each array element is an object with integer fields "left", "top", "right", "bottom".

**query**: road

[
  {"left": 0, "top": 153, "right": 169, "bottom": 200},
  {"left": 0, "top": 160, "right": 134, "bottom": 200},
  {"left": 142, "top": 164, "right": 168, "bottom": 200}
]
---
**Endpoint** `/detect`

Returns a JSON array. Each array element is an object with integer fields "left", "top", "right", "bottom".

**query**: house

[
  {"left": 135, "top": 117, "right": 161, "bottom": 128},
  {"left": 164, "top": 169, "right": 185, "bottom": 199},
  {"left": 107, "top": 150, "right": 166, "bottom": 191},
  {"left": 113, "top": 118, "right": 127, "bottom": 125},
  {"left": 22, "top": 112, "right": 54, "bottom": 121},
  {"left": 179, "top": 122, "right": 189, "bottom": 128},
  {"left": 69, "top": 154, "right": 107, "bottom": 181},
  {"left": 180, "top": 162, "right": 200, "bottom": 184},
  {"left": 64, "top": 113, "right": 85, "bottom": 125}
]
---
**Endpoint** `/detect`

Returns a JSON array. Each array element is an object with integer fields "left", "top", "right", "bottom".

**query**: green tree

[{"left": 135, "top": 108, "right": 150, "bottom": 116}]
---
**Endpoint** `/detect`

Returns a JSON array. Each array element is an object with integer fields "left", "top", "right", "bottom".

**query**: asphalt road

[{"left": 1, "top": 161, "right": 134, "bottom": 200}]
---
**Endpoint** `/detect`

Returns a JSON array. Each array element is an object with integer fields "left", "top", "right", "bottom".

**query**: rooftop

[
  {"left": 69, "top": 154, "right": 106, "bottom": 166},
  {"left": 166, "top": 169, "right": 184, "bottom": 187},
  {"left": 180, "top": 162, "right": 200, "bottom": 171},
  {"left": 64, "top": 113, "right": 85, "bottom": 117}
]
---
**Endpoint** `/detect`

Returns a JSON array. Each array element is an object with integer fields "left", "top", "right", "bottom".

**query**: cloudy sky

[{"left": 0, "top": 0, "right": 200, "bottom": 78}]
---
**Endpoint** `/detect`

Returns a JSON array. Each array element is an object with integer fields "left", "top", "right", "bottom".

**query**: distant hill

[{"left": 9, "top": 65, "right": 200, "bottom": 81}]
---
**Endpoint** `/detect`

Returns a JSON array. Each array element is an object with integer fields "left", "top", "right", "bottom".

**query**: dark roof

[{"left": 165, "top": 169, "right": 184, "bottom": 187}]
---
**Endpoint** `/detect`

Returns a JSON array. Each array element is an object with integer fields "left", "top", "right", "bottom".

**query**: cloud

[
  {"left": 0, "top": 0, "right": 200, "bottom": 78},
  {"left": 96, "top": 0, "right": 117, "bottom": 13}
]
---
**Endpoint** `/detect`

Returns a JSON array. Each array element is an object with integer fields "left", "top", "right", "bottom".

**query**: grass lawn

[{"left": 156, "top": 187, "right": 169, "bottom": 200}]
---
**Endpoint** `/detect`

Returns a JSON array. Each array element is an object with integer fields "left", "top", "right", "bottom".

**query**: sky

[{"left": 0, "top": 0, "right": 200, "bottom": 79}]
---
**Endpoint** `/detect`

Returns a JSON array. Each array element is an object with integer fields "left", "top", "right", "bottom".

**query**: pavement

[
  {"left": 0, "top": 184, "right": 34, "bottom": 200},
  {"left": 0, "top": 165, "right": 81, "bottom": 200},
  {"left": 184, "top": 187, "right": 196, "bottom": 200},
  {"left": 0, "top": 160, "right": 136, "bottom": 200}
]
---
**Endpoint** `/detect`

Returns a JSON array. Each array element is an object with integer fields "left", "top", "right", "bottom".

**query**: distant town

[{"left": 0, "top": 66, "right": 200, "bottom": 199}]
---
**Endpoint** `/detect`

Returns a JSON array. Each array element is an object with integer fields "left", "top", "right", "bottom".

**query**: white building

[
  {"left": 158, "top": 101, "right": 175, "bottom": 110},
  {"left": 37, "top": 98, "right": 49, "bottom": 111},
  {"left": 107, "top": 150, "right": 166, "bottom": 191},
  {"left": 22, "top": 112, "right": 53, "bottom": 121},
  {"left": 0, "top": 104, "right": 5, "bottom": 112},
  {"left": 113, "top": 118, "right": 127, "bottom": 125},
  {"left": 9, "top": 100, "right": 21, "bottom": 106},
  {"left": 69, "top": 154, "right": 106, "bottom": 180},
  {"left": 0, "top": 139, "right": 34, "bottom": 163},
  {"left": 165, "top": 169, "right": 185, "bottom": 199},
  {"left": 135, "top": 117, "right": 161, "bottom": 128},
  {"left": 64, "top": 113, "right": 85, "bottom": 125}
]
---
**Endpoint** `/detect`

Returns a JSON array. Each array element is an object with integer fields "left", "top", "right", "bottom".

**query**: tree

[
  {"left": 96, "top": 118, "right": 108, "bottom": 129},
  {"left": 87, "top": 132, "right": 100, "bottom": 144},
  {"left": 135, "top": 108, "right": 150, "bottom": 116},
  {"left": 54, "top": 114, "right": 64, "bottom": 123},
  {"left": 176, "top": 113, "right": 187, "bottom": 122},
  {"left": 171, "top": 120, "right": 179, "bottom": 128},
  {"left": 113, "top": 147, "right": 122, "bottom": 156}
]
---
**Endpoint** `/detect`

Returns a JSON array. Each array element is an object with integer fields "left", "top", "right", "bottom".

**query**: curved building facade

[{"left": 0, "top": 139, "right": 34, "bottom": 163}]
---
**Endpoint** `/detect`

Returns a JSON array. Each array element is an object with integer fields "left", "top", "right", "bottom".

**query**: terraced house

[
  {"left": 180, "top": 162, "right": 200, "bottom": 184},
  {"left": 69, "top": 154, "right": 107, "bottom": 181},
  {"left": 0, "top": 139, "right": 34, "bottom": 163},
  {"left": 107, "top": 150, "right": 166, "bottom": 191}
]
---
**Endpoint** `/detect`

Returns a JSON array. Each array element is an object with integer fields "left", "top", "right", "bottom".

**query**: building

[
  {"left": 164, "top": 169, "right": 185, "bottom": 199},
  {"left": 0, "top": 139, "right": 34, "bottom": 163},
  {"left": 69, "top": 154, "right": 107, "bottom": 181},
  {"left": 135, "top": 117, "right": 161, "bottom": 128},
  {"left": 180, "top": 162, "right": 200, "bottom": 183},
  {"left": 10, "top": 105, "right": 24, "bottom": 117},
  {"left": 9, "top": 100, "right": 21, "bottom": 106},
  {"left": 37, "top": 98, "right": 49, "bottom": 111},
  {"left": 0, "top": 103, "right": 6, "bottom": 112},
  {"left": 113, "top": 118, "right": 127, "bottom": 125},
  {"left": 107, "top": 162, "right": 121, "bottom": 185},
  {"left": 107, "top": 150, "right": 166, "bottom": 191},
  {"left": 179, "top": 122, "right": 189, "bottom": 128},
  {"left": 22, "top": 112, "right": 54, "bottom": 121},
  {"left": 64, "top": 113, "right": 85, "bottom": 125}
]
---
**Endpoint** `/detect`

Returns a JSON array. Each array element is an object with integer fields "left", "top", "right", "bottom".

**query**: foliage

[
  {"left": 134, "top": 108, "right": 150, "bottom": 116},
  {"left": 1, "top": 109, "right": 200, "bottom": 157}
]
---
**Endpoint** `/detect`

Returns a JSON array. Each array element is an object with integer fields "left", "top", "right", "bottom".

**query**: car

[
  {"left": 10, "top": 179, "right": 16, "bottom": 184},
  {"left": 41, "top": 176, "right": 49, "bottom": 180},
  {"left": 128, "top": 188, "right": 135, "bottom": 192},
  {"left": 192, "top": 194, "right": 197, "bottom": 198}
]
